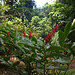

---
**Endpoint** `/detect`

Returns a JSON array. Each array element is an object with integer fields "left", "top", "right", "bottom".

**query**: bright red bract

[
  {"left": 23, "top": 32, "right": 25, "bottom": 37},
  {"left": 29, "top": 32, "right": 31, "bottom": 40},
  {"left": 64, "top": 52, "right": 67, "bottom": 55},
  {"left": 45, "top": 24, "right": 58, "bottom": 44}
]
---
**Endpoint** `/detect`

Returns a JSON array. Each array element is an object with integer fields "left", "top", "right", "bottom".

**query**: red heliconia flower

[
  {"left": 49, "top": 37, "right": 51, "bottom": 40},
  {"left": 50, "top": 32, "right": 53, "bottom": 37},
  {"left": 47, "top": 35, "right": 49, "bottom": 38},
  {"left": 55, "top": 24, "right": 58, "bottom": 30},
  {"left": 48, "top": 31, "right": 51, "bottom": 36},
  {"left": 49, "top": 31, "right": 50, "bottom": 33},
  {"left": 52, "top": 29, "right": 55, "bottom": 35},
  {"left": 48, "top": 33, "right": 49, "bottom": 36},
  {"left": 45, "top": 24, "right": 58, "bottom": 44},
  {"left": 64, "top": 52, "right": 67, "bottom": 55},
  {"left": 29, "top": 32, "right": 31, "bottom": 40},
  {"left": 8, "top": 31, "right": 9, "bottom": 35},
  {"left": 45, "top": 38, "right": 50, "bottom": 44},
  {"left": 23, "top": 32, "right": 25, "bottom": 37}
]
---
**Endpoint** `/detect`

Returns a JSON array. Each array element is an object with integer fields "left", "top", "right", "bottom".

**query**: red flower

[
  {"left": 50, "top": 32, "right": 53, "bottom": 37},
  {"left": 55, "top": 24, "right": 58, "bottom": 30},
  {"left": 49, "top": 31, "right": 50, "bottom": 33},
  {"left": 48, "top": 32, "right": 50, "bottom": 36},
  {"left": 45, "top": 24, "right": 58, "bottom": 44},
  {"left": 64, "top": 52, "right": 67, "bottom": 55},
  {"left": 45, "top": 38, "right": 50, "bottom": 44},
  {"left": 23, "top": 32, "right": 25, "bottom": 37},
  {"left": 29, "top": 32, "right": 31, "bottom": 40},
  {"left": 52, "top": 29, "right": 55, "bottom": 35},
  {"left": 47, "top": 35, "right": 49, "bottom": 38},
  {"left": 8, "top": 31, "right": 9, "bottom": 35}
]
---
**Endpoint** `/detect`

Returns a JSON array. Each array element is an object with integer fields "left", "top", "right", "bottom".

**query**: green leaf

[
  {"left": 3, "top": 56, "right": 10, "bottom": 62},
  {"left": 64, "top": 44, "right": 75, "bottom": 56},
  {"left": 46, "top": 45, "right": 66, "bottom": 52},
  {"left": 31, "top": 36, "right": 37, "bottom": 44},
  {"left": 15, "top": 44, "right": 26, "bottom": 54},
  {"left": 17, "top": 41, "right": 41, "bottom": 52},
  {"left": 55, "top": 58, "right": 70, "bottom": 64},
  {"left": 1, "top": 61, "right": 10, "bottom": 66},
  {"left": 46, "top": 53, "right": 68, "bottom": 58},
  {"left": 59, "top": 31, "right": 65, "bottom": 46},
  {"left": 35, "top": 56, "right": 41, "bottom": 60},
  {"left": 36, "top": 69, "right": 44, "bottom": 74},
  {"left": 64, "top": 22, "right": 71, "bottom": 38},
  {"left": 47, "top": 65, "right": 59, "bottom": 69},
  {"left": 37, "top": 39, "right": 44, "bottom": 47},
  {"left": 71, "top": 22, "right": 75, "bottom": 29},
  {"left": 6, "top": 24, "right": 10, "bottom": 28},
  {"left": 57, "top": 66, "right": 67, "bottom": 71},
  {"left": 47, "top": 65, "right": 67, "bottom": 71},
  {"left": 10, "top": 32, "right": 19, "bottom": 41},
  {"left": 0, "top": 38, "right": 4, "bottom": 44},
  {"left": 13, "top": 61, "right": 20, "bottom": 67}
]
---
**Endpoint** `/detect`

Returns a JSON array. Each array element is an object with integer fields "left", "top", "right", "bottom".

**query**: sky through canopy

[{"left": 35, "top": 0, "right": 56, "bottom": 7}]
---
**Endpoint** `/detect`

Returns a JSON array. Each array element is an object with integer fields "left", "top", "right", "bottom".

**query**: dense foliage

[{"left": 0, "top": 0, "right": 75, "bottom": 75}]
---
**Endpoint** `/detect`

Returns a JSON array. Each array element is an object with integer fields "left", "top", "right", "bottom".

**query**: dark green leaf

[
  {"left": 64, "top": 22, "right": 71, "bottom": 38},
  {"left": 59, "top": 31, "right": 65, "bottom": 46},
  {"left": 3, "top": 56, "right": 10, "bottom": 62},
  {"left": 36, "top": 68, "right": 44, "bottom": 74},
  {"left": 13, "top": 61, "right": 20, "bottom": 67},
  {"left": 55, "top": 58, "right": 70, "bottom": 64},
  {"left": 46, "top": 45, "right": 66, "bottom": 52},
  {"left": 47, "top": 65, "right": 59, "bottom": 69}
]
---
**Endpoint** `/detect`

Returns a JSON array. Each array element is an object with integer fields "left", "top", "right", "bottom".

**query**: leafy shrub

[{"left": 0, "top": 21, "right": 75, "bottom": 75}]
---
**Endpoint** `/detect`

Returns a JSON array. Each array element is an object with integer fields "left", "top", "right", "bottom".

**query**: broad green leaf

[
  {"left": 37, "top": 39, "right": 44, "bottom": 47},
  {"left": 6, "top": 24, "right": 10, "bottom": 28},
  {"left": 31, "top": 36, "right": 37, "bottom": 44},
  {"left": 17, "top": 41, "right": 41, "bottom": 52},
  {"left": 0, "top": 24, "right": 18, "bottom": 41},
  {"left": 46, "top": 45, "right": 66, "bottom": 52},
  {"left": 47, "top": 65, "right": 59, "bottom": 69},
  {"left": 36, "top": 69, "right": 44, "bottom": 74},
  {"left": 52, "top": 32, "right": 59, "bottom": 43},
  {"left": 35, "top": 56, "right": 41, "bottom": 60},
  {"left": 71, "top": 20, "right": 75, "bottom": 29},
  {"left": 15, "top": 44, "right": 26, "bottom": 54},
  {"left": 70, "top": 70, "right": 75, "bottom": 75},
  {"left": 0, "top": 59, "right": 4, "bottom": 62},
  {"left": 47, "top": 65, "right": 67, "bottom": 71},
  {"left": 59, "top": 31, "right": 65, "bottom": 46},
  {"left": 13, "top": 61, "right": 20, "bottom": 67},
  {"left": 64, "top": 44, "right": 75, "bottom": 56},
  {"left": 3, "top": 56, "right": 10, "bottom": 62},
  {"left": 10, "top": 32, "right": 19, "bottom": 41},
  {"left": 57, "top": 66, "right": 67, "bottom": 71},
  {"left": 55, "top": 58, "right": 70, "bottom": 64},
  {"left": 70, "top": 54, "right": 73, "bottom": 60},
  {"left": 70, "top": 28, "right": 75, "bottom": 33},
  {"left": 64, "top": 22, "right": 71, "bottom": 38},
  {"left": 1, "top": 61, "right": 10, "bottom": 66},
  {"left": 46, "top": 53, "right": 68, "bottom": 58},
  {"left": 0, "top": 38, "right": 4, "bottom": 44}
]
